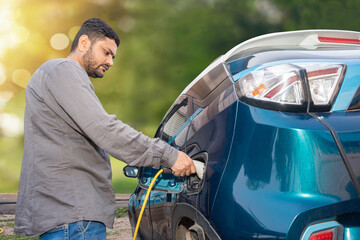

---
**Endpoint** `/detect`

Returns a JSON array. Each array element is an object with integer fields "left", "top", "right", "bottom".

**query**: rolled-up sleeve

[{"left": 45, "top": 60, "right": 177, "bottom": 168}]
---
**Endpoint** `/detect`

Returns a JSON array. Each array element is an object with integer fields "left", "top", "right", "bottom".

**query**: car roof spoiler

[{"left": 224, "top": 29, "right": 360, "bottom": 62}]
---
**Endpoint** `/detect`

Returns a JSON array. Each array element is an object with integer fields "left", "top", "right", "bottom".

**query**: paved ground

[{"left": 0, "top": 194, "right": 133, "bottom": 239}]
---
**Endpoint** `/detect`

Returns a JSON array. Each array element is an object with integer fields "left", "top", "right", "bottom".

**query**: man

[{"left": 14, "top": 17, "right": 195, "bottom": 239}]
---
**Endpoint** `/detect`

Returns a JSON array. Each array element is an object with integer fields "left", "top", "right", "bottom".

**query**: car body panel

[
  {"left": 315, "top": 110, "right": 360, "bottom": 187},
  {"left": 289, "top": 198, "right": 360, "bottom": 239},
  {"left": 182, "top": 95, "right": 238, "bottom": 216},
  {"left": 138, "top": 89, "right": 238, "bottom": 238},
  {"left": 127, "top": 30, "right": 360, "bottom": 240},
  {"left": 210, "top": 102, "right": 358, "bottom": 239}
]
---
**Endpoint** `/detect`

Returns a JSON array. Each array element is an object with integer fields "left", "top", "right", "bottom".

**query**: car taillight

[
  {"left": 295, "top": 63, "right": 344, "bottom": 106},
  {"left": 300, "top": 220, "right": 342, "bottom": 240},
  {"left": 308, "top": 229, "right": 334, "bottom": 240},
  {"left": 235, "top": 62, "right": 345, "bottom": 112},
  {"left": 237, "top": 64, "right": 304, "bottom": 105}
]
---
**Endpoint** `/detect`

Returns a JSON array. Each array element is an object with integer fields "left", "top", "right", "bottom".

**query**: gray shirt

[{"left": 14, "top": 58, "right": 178, "bottom": 237}]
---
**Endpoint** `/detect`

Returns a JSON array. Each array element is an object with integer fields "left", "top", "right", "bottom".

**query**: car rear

[{"left": 210, "top": 30, "right": 360, "bottom": 239}]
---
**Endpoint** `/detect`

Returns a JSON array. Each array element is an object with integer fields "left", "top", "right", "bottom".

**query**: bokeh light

[
  {"left": 117, "top": 15, "right": 136, "bottom": 32},
  {"left": 0, "top": 91, "right": 13, "bottom": 102},
  {"left": 0, "top": 112, "right": 23, "bottom": 137},
  {"left": 0, "top": 91, "right": 14, "bottom": 111},
  {"left": 87, "top": 0, "right": 112, "bottom": 6},
  {"left": 68, "top": 25, "right": 80, "bottom": 41},
  {"left": 0, "top": 63, "right": 6, "bottom": 85},
  {"left": 12, "top": 69, "right": 31, "bottom": 88},
  {"left": 50, "top": 33, "right": 70, "bottom": 50}
]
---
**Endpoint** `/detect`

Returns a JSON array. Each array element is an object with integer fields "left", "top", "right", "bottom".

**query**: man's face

[{"left": 82, "top": 37, "right": 117, "bottom": 78}]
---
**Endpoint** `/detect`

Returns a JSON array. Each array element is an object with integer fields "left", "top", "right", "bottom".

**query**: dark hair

[{"left": 70, "top": 17, "right": 120, "bottom": 52}]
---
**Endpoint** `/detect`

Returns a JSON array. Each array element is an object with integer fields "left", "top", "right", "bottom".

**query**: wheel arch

[{"left": 171, "top": 202, "right": 222, "bottom": 240}]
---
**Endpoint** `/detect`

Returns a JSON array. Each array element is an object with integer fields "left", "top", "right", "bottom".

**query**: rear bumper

[{"left": 288, "top": 198, "right": 360, "bottom": 239}]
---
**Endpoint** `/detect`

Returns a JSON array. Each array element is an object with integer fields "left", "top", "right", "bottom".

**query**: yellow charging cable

[
  {"left": 132, "top": 168, "right": 164, "bottom": 240},
  {"left": 0, "top": 227, "right": 3, "bottom": 234}
]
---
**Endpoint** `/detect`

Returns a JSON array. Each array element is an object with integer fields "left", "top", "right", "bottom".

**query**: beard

[{"left": 82, "top": 46, "right": 108, "bottom": 78}]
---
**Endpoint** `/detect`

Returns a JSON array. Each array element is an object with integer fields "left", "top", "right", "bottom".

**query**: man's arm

[{"left": 45, "top": 60, "right": 195, "bottom": 175}]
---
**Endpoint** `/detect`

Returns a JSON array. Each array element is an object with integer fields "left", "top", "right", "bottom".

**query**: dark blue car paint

[
  {"left": 129, "top": 97, "right": 360, "bottom": 239},
  {"left": 127, "top": 45, "right": 360, "bottom": 239},
  {"left": 210, "top": 102, "right": 358, "bottom": 239},
  {"left": 316, "top": 111, "right": 360, "bottom": 188}
]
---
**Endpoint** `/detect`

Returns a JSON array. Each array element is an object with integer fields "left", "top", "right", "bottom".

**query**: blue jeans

[{"left": 39, "top": 221, "right": 106, "bottom": 240}]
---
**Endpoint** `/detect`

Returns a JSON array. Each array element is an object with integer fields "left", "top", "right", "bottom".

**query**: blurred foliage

[
  {"left": 273, "top": 0, "right": 360, "bottom": 30},
  {"left": 1, "top": 0, "right": 360, "bottom": 193}
]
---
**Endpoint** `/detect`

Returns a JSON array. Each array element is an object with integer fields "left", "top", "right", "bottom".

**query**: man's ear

[{"left": 78, "top": 35, "right": 91, "bottom": 52}]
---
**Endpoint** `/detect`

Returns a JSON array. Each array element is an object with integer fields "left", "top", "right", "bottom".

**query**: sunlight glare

[
  {"left": 14, "top": 25, "right": 29, "bottom": 43},
  {"left": 0, "top": 2, "right": 29, "bottom": 57}
]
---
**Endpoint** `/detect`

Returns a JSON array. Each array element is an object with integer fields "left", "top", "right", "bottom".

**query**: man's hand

[{"left": 171, "top": 151, "right": 196, "bottom": 177}]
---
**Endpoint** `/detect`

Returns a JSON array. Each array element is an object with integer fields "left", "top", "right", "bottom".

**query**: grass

[
  {"left": 0, "top": 220, "right": 15, "bottom": 223},
  {"left": 0, "top": 223, "right": 38, "bottom": 240},
  {"left": 0, "top": 222, "right": 35, "bottom": 240},
  {"left": 0, "top": 236, "right": 38, "bottom": 240},
  {"left": 114, "top": 207, "right": 128, "bottom": 218}
]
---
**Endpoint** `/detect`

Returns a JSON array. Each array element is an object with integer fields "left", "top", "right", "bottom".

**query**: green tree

[{"left": 273, "top": 0, "right": 360, "bottom": 30}]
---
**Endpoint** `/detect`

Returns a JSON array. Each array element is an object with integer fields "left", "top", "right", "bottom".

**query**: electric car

[{"left": 123, "top": 30, "right": 360, "bottom": 240}]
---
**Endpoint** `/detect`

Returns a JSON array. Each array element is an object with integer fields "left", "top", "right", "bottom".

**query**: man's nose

[{"left": 106, "top": 56, "right": 113, "bottom": 67}]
